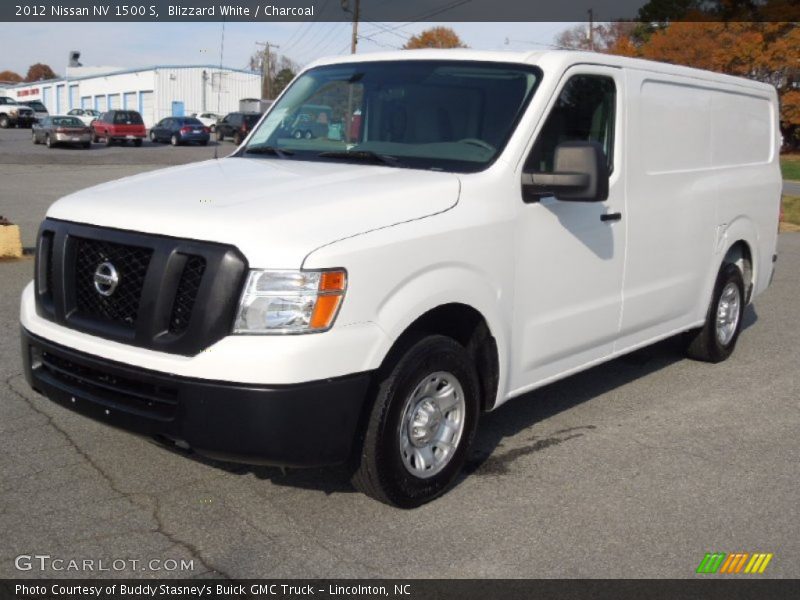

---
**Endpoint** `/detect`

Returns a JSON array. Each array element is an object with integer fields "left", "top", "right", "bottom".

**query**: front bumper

[{"left": 21, "top": 328, "right": 373, "bottom": 467}]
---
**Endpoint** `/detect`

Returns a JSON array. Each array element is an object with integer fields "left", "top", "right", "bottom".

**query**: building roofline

[{"left": 4, "top": 64, "right": 258, "bottom": 88}]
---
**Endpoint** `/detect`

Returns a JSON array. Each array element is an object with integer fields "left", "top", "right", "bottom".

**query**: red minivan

[{"left": 91, "top": 110, "right": 146, "bottom": 146}]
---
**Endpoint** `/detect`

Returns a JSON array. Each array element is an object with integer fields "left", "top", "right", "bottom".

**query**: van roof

[{"left": 308, "top": 49, "right": 774, "bottom": 94}]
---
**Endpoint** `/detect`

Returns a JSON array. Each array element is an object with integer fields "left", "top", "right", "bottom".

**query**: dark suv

[{"left": 215, "top": 112, "right": 262, "bottom": 144}]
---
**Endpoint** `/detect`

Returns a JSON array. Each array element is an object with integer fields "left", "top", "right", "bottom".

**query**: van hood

[{"left": 47, "top": 157, "right": 461, "bottom": 266}]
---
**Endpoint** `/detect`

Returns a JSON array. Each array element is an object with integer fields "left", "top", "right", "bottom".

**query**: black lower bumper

[{"left": 21, "top": 329, "right": 372, "bottom": 467}]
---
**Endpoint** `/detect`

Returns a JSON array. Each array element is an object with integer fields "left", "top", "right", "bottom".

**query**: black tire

[
  {"left": 293, "top": 130, "right": 303, "bottom": 140},
  {"left": 216, "top": 130, "right": 224, "bottom": 142},
  {"left": 304, "top": 130, "right": 313, "bottom": 140},
  {"left": 45, "top": 134, "right": 53, "bottom": 148},
  {"left": 685, "top": 262, "right": 745, "bottom": 363},
  {"left": 233, "top": 132, "right": 243, "bottom": 145},
  {"left": 82, "top": 142, "right": 91, "bottom": 149},
  {"left": 0, "top": 115, "right": 9, "bottom": 129},
  {"left": 104, "top": 135, "right": 113, "bottom": 147},
  {"left": 149, "top": 131, "right": 157, "bottom": 142},
  {"left": 170, "top": 134, "right": 179, "bottom": 146},
  {"left": 32, "top": 131, "right": 38, "bottom": 145},
  {"left": 352, "top": 335, "right": 480, "bottom": 508},
  {"left": 134, "top": 138, "right": 142, "bottom": 147}
]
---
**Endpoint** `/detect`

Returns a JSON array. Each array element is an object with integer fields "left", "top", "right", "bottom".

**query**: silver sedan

[{"left": 32, "top": 116, "right": 92, "bottom": 149}]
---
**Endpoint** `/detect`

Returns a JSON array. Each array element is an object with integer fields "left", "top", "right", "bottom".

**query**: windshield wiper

[
  {"left": 317, "top": 150, "right": 400, "bottom": 167},
  {"left": 244, "top": 144, "right": 294, "bottom": 158}
]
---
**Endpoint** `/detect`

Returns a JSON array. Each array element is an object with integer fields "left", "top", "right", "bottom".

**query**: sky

[{"left": 0, "top": 21, "right": 579, "bottom": 77}]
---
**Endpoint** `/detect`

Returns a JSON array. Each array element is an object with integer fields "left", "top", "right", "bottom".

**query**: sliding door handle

[{"left": 600, "top": 212, "right": 622, "bottom": 222}]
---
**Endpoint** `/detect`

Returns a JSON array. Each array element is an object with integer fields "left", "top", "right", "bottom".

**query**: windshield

[
  {"left": 113, "top": 111, "right": 143, "bottom": 124},
  {"left": 242, "top": 60, "right": 541, "bottom": 173},
  {"left": 52, "top": 117, "right": 85, "bottom": 127}
]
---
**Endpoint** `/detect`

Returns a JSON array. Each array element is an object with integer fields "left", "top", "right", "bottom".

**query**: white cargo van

[{"left": 20, "top": 51, "right": 781, "bottom": 507}]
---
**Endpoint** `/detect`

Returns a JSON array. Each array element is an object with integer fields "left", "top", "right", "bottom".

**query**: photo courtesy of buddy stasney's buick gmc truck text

[{"left": 20, "top": 50, "right": 781, "bottom": 507}]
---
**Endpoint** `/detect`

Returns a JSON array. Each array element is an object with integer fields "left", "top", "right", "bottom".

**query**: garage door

[
  {"left": 95, "top": 95, "right": 107, "bottom": 111},
  {"left": 42, "top": 87, "right": 52, "bottom": 112},
  {"left": 123, "top": 92, "right": 136, "bottom": 110},
  {"left": 56, "top": 85, "right": 65, "bottom": 113},
  {"left": 138, "top": 90, "right": 154, "bottom": 127},
  {"left": 81, "top": 96, "right": 91, "bottom": 109},
  {"left": 108, "top": 94, "right": 120, "bottom": 109},
  {"left": 69, "top": 85, "right": 78, "bottom": 110}
]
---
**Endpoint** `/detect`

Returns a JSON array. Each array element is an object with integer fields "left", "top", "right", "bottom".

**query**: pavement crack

[{"left": 3, "top": 373, "right": 230, "bottom": 579}]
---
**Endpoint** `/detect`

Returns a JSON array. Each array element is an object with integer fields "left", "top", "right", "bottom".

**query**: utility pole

[
  {"left": 587, "top": 8, "right": 595, "bottom": 52},
  {"left": 342, "top": 0, "right": 360, "bottom": 54},
  {"left": 255, "top": 41, "right": 279, "bottom": 99}
]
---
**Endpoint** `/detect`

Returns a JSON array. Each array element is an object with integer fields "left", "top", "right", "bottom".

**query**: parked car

[
  {"left": 215, "top": 112, "right": 261, "bottom": 144},
  {"left": 32, "top": 116, "right": 91, "bottom": 149},
  {"left": 287, "top": 104, "right": 333, "bottom": 140},
  {"left": 24, "top": 100, "right": 49, "bottom": 123},
  {"left": 91, "top": 110, "right": 146, "bottom": 146},
  {"left": 20, "top": 51, "right": 781, "bottom": 507},
  {"left": 150, "top": 117, "right": 210, "bottom": 146},
  {"left": 192, "top": 112, "right": 221, "bottom": 132},
  {"left": 67, "top": 108, "right": 102, "bottom": 127},
  {"left": 0, "top": 96, "right": 35, "bottom": 128}
]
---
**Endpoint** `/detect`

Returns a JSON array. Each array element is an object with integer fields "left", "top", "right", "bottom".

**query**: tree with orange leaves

[
  {"left": 0, "top": 70, "right": 23, "bottom": 83},
  {"left": 404, "top": 27, "right": 467, "bottom": 50}
]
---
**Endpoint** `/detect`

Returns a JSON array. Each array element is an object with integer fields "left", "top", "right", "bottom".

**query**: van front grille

[{"left": 74, "top": 237, "right": 153, "bottom": 327}]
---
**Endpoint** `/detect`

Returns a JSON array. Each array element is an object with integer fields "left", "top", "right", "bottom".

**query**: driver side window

[{"left": 526, "top": 74, "right": 616, "bottom": 173}]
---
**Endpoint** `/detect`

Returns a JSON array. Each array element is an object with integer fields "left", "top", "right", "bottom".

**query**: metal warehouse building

[{"left": 6, "top": 65, "right": 261, "bottom": 127}]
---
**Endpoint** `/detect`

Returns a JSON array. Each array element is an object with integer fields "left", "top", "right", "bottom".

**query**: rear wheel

[
  {"left": 171, "top": 134, "right": 179, "bottom": 146},
  {"left": 685, "top": 262, "right": 745, "bottom": 363},
  {"left": 149, "top": 131, "right": 157, "bottom": 142},
  {"left": 0, "top": 115, "right": 9, "bottom": 128},
  {"left": 352, "top": 335, "right": 480, "bottom": 508},
  {"left": 304, "top": 130, "right": 313, "bottom": 140}
]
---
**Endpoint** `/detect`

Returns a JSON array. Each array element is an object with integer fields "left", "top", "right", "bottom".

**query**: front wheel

[
  {"left": 352, "top": 335, "right": 480, "bottom": 508},
  {"left": 32, "top": 131, "right": 38, "bottom": 144},
  {"left": 0, "top": 115, "right": 9, "bottom": 129},
  {"left": 685, "top": 262, "right": 745, "bottom": 363},
  {"left": 45, "top": 134, "right": 53, "bottom": 148},
  {"left": 104, "top": 135, "right": 113, "bottom": 147}
]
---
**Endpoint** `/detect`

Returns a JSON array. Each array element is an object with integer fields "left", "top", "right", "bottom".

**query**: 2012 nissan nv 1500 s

[{"left": 20, "top": 50, "right": 782, "bottom": 507}]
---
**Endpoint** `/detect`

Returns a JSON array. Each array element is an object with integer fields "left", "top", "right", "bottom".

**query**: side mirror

[{"left": 522, "top": 141, "right": 609, "bottom": 202}]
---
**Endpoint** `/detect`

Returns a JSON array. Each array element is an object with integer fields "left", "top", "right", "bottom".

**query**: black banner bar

[
  {"left": 3, "top": 580, "right": 800, "bottom": 600},
  {"left": 2, "top": 0, "right": 799, "bottom": 23}
]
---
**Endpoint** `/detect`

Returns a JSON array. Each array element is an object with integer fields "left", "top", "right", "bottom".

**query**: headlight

[{"left": 233, "top": 269, "right": 347, "bottom": 334}]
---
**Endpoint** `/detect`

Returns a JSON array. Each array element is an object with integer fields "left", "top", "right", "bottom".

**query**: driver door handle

[{"left": 600, "top": 212, "right": 622, "bottom": 222}]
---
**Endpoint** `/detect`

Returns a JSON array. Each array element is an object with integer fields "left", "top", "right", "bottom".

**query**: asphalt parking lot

[{"left": 1, "top": 127, "right": 799, "bottom": 579}]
